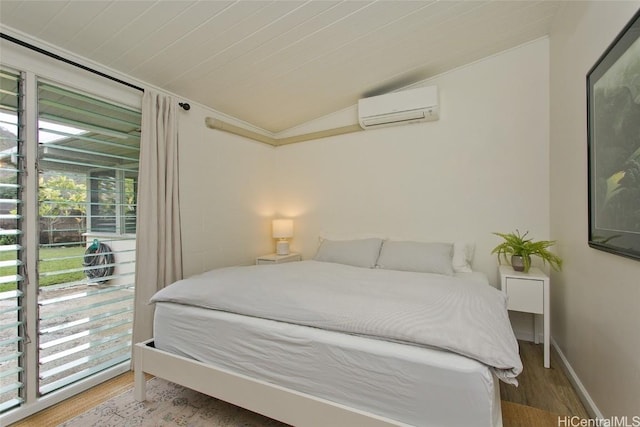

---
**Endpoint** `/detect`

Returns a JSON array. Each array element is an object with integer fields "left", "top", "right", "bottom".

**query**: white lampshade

[
  {"left": 272, "top": 219, "right": 293, "bottom": 255},
  {"left": 272, "top": 219, "right": 293, "bottom": 239}
]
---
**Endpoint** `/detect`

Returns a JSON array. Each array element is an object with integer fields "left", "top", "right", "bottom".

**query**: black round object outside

[{"left": 83, "top": 242, "right": 115, "bottom": 284}]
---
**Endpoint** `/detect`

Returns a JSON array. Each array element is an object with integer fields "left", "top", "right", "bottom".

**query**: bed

[{"left": 134, "top": 239, "right": 522, "bottom": 427}]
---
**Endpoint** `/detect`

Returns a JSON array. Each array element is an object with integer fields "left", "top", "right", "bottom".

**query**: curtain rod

[{"left": 0, "top": 32, "right": 144, "bottom": 92}]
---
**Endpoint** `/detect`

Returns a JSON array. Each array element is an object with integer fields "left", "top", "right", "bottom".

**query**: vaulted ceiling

[{"left": 0, "top": 1, "right": 562, "bottom": 133}]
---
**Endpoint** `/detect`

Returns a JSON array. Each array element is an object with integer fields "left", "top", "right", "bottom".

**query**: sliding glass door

[{"left": 0, "top": 67, "right": 141, "bottom": 414}]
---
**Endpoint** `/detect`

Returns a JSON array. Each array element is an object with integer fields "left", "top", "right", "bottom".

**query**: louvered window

[
  {"left": 36, "top": 81, "right": 140, "bottom": 395},
  {"left": 0, "top": 69, "right": 24, "bottom": 413}
]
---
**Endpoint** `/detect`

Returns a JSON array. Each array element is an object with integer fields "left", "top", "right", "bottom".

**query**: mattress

[
  {"left": 154, "top": 301, "right": 501, "bottom": 427},
  {"left": 150, "top": 261, "right": 521, "bottom": 384}
]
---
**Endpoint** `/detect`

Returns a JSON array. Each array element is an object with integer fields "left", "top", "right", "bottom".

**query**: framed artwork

[{"left": 587, "top": 8, "right": 640, "bottom": 260}]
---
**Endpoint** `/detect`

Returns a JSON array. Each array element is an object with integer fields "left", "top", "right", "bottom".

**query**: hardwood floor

[
  {"left": 501, "top": 341, "right": 590, "bottom": 419},
  {"left": 9, "top": 373, "right": 142, "bottom": 427},
  {"left": 12, "top": 341, "right": 588, "bottom": 426}
]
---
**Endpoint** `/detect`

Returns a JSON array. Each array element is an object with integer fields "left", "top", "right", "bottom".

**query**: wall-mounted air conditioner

[{"left": 358, "top": 86, "right": 439, "bottom": 129}]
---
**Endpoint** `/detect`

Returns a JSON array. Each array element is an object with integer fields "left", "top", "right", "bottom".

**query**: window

[
  {"left": 0, "top": 68, "right": 24, "bottom": 413},
  {"left": 37, "top": 81, "right": 140, "bottom": 395},
  {"left": 0, "top": 66, "right": 141, "bottom": 414},
  {"left": 38, "top": 81, "right": 140, "bottom": 236},
  {"left": 89, "top": 170, "right": 137, "bottom": 234}
]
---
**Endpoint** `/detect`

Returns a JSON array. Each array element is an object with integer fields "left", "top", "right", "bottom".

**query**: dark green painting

[{"left": 588, "top": 9, "right": 640, "bottom": 260}]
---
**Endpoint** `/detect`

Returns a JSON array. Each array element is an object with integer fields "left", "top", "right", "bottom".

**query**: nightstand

[
  {"left": 255, "top": 253, "right": 301, "bottom": 265},
  {"left": 499, "top": 265, "right": 550, "bottom": 368}
]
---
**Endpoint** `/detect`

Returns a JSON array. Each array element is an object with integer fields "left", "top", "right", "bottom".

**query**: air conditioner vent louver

[{"left": 358, "top": 86, "right": 439, "bottom": 130}]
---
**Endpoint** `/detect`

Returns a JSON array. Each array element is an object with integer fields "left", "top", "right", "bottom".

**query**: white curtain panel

[{"left": 133, "top": 90, "right": 183, "bottom": 345}]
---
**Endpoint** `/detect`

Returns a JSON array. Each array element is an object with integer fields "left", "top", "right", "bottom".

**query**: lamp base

[{"left": 276, "top": 240, "right": 290, "bottom": 255}]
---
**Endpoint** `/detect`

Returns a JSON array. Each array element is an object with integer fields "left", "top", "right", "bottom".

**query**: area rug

[
  {"left": 59, "top": 377, "right": 288, "bottom": 427},
  {"left": 59, "top": 376, "right": 562, "bottom": 427}
]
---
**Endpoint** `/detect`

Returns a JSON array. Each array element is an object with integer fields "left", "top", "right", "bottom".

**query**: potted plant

[{"left": 491, "top": 230, "right": 562, "bottom": 273}]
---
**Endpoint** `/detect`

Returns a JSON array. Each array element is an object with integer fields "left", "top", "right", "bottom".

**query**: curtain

[{"left": 132, "top": 90, "right": 183, "bottom": 345}]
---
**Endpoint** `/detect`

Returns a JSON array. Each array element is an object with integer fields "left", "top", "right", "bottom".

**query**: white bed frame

[{"left": 134, "top": 339, "right": 503, "bottom": 427}]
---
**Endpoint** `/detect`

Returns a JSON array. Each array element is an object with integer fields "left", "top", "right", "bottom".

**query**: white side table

[
  {"left": 499, "top": 265, "right": 550, "bottom": 368},
  {"left": 255, "top": 253, "right": 301, "bottom": 265}
]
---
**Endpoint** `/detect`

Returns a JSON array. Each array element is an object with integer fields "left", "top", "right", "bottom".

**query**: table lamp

[{"left": 272, "top": 219, "right": 293, "bottom": 255}]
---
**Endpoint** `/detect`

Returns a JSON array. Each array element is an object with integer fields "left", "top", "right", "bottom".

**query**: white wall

[
  {"left": 178, "top": 104, "right": 276, "bottom": 277},
  {"left": 549, "top": 2, "right": 640, "bottom": 418},
  {"left": 275, "top": 38, "right": 550, "bottom": 287}
]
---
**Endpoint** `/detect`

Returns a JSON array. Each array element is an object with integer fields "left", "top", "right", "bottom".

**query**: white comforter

[{"left": 150, "top": 260, "right": 522, "bottom": 384}]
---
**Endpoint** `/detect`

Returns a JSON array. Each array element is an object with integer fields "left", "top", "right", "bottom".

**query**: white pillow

[
  {"left": 314, "top": 238, "right": 384, "bottom": 268},
  {"left": 452, "top": 242, "right": 475, "bottom": 273},
  {"left": 376, "top": 240, "right": 454, "bottom": 275}
]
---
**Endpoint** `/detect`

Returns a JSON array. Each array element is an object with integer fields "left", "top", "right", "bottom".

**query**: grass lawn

[{"left": 0, "top": 246, "right": 86, "bottom": 293}]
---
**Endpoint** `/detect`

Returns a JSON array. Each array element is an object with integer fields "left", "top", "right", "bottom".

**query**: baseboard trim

[
  {"left": 550, "top": 337, "right": 603, "bottom": 419},
  {"left": 513, "top": 329, "right": 537, "bottom": 342}
]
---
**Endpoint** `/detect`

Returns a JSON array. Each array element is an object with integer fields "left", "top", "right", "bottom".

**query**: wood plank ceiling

[{"left": 0, "top": 1, "right": 562, "bottom": 133}]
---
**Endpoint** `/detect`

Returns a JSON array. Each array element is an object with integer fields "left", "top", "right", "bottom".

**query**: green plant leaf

[{"left": 491, "top": 230, "right": 562, "bottom": 271}]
